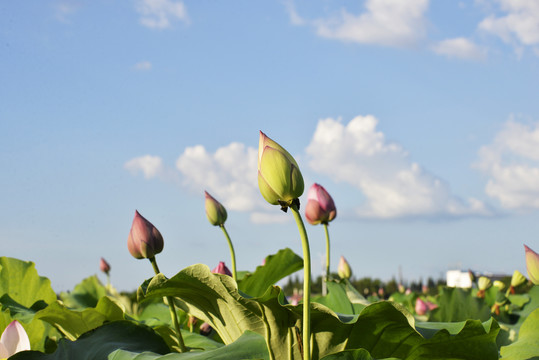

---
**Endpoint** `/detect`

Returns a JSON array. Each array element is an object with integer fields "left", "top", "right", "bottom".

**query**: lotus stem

[
  {"left": 149, "top": 256, "right": 187, "bottom": 353},
  {"left": 290, "top": 202, "right": 311, "bottom": 360},
  {"left": 220, "top": 224, "right": 237, "bottom": 282},
  {"left": 323, "top": 223, "right": 331, "bottom": 296}
]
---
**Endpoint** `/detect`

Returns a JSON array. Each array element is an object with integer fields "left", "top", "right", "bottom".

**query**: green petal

[
  {"left": 258, "top": 171, "right": 280, "bottom": 205},
  {"left": 259, "top": 147, "right": 293, "bottom": 201}
]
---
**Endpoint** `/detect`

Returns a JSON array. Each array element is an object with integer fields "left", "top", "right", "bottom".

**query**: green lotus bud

[
  {"left": 258, "top": 131, "right": 304, "bottom": 209},
  {"left": 493, "top": 280, "right": 505, "bottom": 291},
  {"left": 338, "top": 256, "right": 352, "bottom": 280},
  {"left": 204, "top": 191, "right": 227, "bottom": 226},
  {"left": 524, "top": 244, "right": 539, "bottom": 285},
  {"left": 511, "top": 270, "right": 527, "bottom": 288},
  {"left": 478, "top": 277, "right": 492, "bottom": 291}
]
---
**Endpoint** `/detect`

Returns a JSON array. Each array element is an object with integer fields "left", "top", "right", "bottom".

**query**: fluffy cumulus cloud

[
  {"left": 479, "top": 0, "right": 539, "bottom": 55},
  {"left": 477, "top": 117, "right": 539, "bottom": 209},
  {"left": 136, "top": 0, "right": 189, "bottom": 29},
  {"left": 124, "top": 155, "right": 164, "bottom": 179},
  {"left": 311, "top": 0, "right": 429, "bottom": 48},
  {"left": 175, "top": 142, "right": 267, "bottom": 214},
  {"left": 306, "top": 116, "right": 489, "bottom": 219},
  {"left": 431, "top": 37, "right": 487, "bottom": 61}
]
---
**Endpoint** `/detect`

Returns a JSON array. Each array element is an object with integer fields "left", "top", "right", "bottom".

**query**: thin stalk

[
  {"left": 323, "top": 223, "right": 330, "bottom": 296},
  {"left": 220, "top": 224, "right": 237, "bottom": 282},
  {"left": 149, "top": 257, "right": 187, "bottom": 352},
  {"left": 290, "top": 203, "right": 311, "bottom": 360}
]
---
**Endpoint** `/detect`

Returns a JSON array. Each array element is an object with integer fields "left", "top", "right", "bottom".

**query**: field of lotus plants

[{"left": 1, "top": 132, "right": 539, "bottom": 359}]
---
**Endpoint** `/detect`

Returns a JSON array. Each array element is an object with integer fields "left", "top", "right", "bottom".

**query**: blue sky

[{"left": 2, "top": 0, "right": 539, "bottom": 292}]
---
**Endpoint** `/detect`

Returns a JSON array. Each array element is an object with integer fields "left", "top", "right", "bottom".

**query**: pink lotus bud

[
  {"left": 211, "top": 261, "right": 232, "bottom": 277},
  {"left": 426, "top": 301, "right": 438, "bottom": 311},
  {"left": 525, "top": 244, "right": 539, "bottom": 285},
  {"left": 204, "top": 191, "right": 227, "bottom": 226},
  {"left": 127, "top": 210, "right": 164, "bottom": 259},
  {"left": 337, "top": 256, "right": 352, "bottom": 279},
  {"left": 258, "top": 131, "right": 304, "bottom": 209},
  {"left": 199, "top": 322, "right": 213, "bottom": 336},
  {"left": 99, "top": 257, "right": 111, "bottom": 275},
  {"left": 305, "top": 183, "right": 337, "bottom": 225},
  {"left": 415, "top": 298, "right": 428, "bottom": 315},
  {"left": 0, "top": 320, "right": 30, "bottom": 358}
]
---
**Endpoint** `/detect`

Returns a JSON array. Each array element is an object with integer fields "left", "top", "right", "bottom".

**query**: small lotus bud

[
  {"left": 524, "top": 244, "right": 539, "bottom": 285},
  {"left": 493, "top": 280, "right": 505, "bottom": 291},
  {"left": 305, "top": 183, "right": 337, "bottom": 225},
  {"left": 99, "top": 257, "right": 111, "bottom": 275},
  {"left": 337, "top": 256, "right": 352, "bottom": 280},
  {"left": 398, "top": 284, "right": 405, "bottom": 293},
  {"left": 257, "top": 131, "right": 304, "bottom": 209},
  {"left": 127, "top": 210, "right": 164, "bottom": 259},
  {"left": 415, "top": 298, "right": 428, "bottom": 315},
  {"left": 0, "top": 320, "right": 30, "bottom": 358},
  {"left": 426, "top": 301, "right": 438, "bottom": 311},
  {"left": 211, "top": 261, "right": 232, "bottom": 277},
  {"left": 510, "top": 270, "right": 527, "bottom": 288},
  {"left": 477, "top": 276, "right": 492, "bottom": 298},
  {"left": 204, "top": 191, "right": 227, "bottom": 226},
  {"left": 288, "top": 288, "right": 302, "bottom": 306}
]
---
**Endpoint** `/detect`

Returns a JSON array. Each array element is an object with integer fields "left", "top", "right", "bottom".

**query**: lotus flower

[
  {"left": 257, "top": 131, "right": 304, "bottom": 209},
  {"left": 0, "top": 320, "right": 30, "bottom": 358},
  {"left": 212, "top": 261, "right": 232, "bottom": 277},
  {"left": 305, "top": 183, "right": 337, "bottom": 225},
  {"left": 99, "top": 257, "right": 111, "bottom": 275},
  {"left": 525, "top": 244, "right": 539, "bottom": 285},
  {"left": 204, "top": 191, "right": 227, "bottom": 226},
  {"left": 337, "top": 256, "right": 352, "bottom": 280},
  {"left": 127, "top": 210, "right": 164, "bottom": 259},
  {"left": 415, "top": 298, "right": 428, "bottom": 315}
]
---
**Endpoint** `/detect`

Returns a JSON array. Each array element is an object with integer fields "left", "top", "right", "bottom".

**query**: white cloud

[
  {"left": 477, "top": 117, "right": 539, "bottom": 209},
  {"left": 284, "top": 0, "right": 306, "bottom": 26},
  {"left": 312, "top": 0, "right": 429, "bottom": 48},
  {"left": 124, "top": 155, "right": 164, "bottom": 179},
  {"left": 306, "top": 116, "right": 490, "bottom": 219},
  {"left": 136, "top": 0, "right": 189, "bottom": 29},
  {"left": 133, "top": 61, "right": 152, "bottom": 71},
  {"left": 432, "top": 37, "right": 487, "bottom": 61},
  {"left": 54, "top": 2, "right": 81, "bottom": 23},
  {"left": 479, "top": 0, "right": 539, "bottom": 55},
  {"left": 175, "top": 143, "right": 261, "bottom": 211}
]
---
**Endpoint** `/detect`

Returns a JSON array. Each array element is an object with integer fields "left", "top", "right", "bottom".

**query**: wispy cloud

[
  {"left": 284, "top": 0, "right": 305, "bottom": 26},
  {"left": 54, "top": 1, "right": 81, "bottom": 23},
  {"left": 477, "top": 116, "right": 539, "bottom": 209},
  {"left": 306, "top": 116, "right": 491, "bottom": 219},
  {"left": 311, "top": 0, "right": 429, "bottom": 48},
  {"left": 136, "top": 0, "right": 189, "bottom": 29},
  {"left": 479, "top": 0, "right": 539, "bottom": 56},
  {"left": 124, "top": 155, "right": 164, "bottom": 179},
  {"left": 132, "top": 61, "right": 152, "bottom": 71},
  {"left": 432, "top": 37, "right": 487, "bottom": 61}
]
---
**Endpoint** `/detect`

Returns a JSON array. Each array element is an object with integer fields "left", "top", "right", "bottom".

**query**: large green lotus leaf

[
  {"left": 34, "top": 296, "right": 125, "bottom": 340},
  {"left": 511, "top": 285, "right": 539, "bottom": 331},
  {"left": 137, "top": 264, "right": 492, "bottom": 360},
  {"left": 320, "top": 348, "right": 399, "bottom": 360},
  {"left": 507, "top": 294, "right": 530, "bottom": 308},
  {"left": 0, "top": 257, "right": 59, "bottom": 352},
  {"left": 406, "top": 318, "right": 499, "bottom": 360},
  {"left": 313, "top": 281, "right": 366, "bottom": 316},
  {"left": 428, "top": 287, "right": 490, "bottom": 322},
  {"left": 388, "top": 292, "right": 417, "bottom": 315},
  {"left": 500, "top": 307, "right": 539, "bottom": 359},
  {"left": 107, "top": 330, "right": 269, "bottom": 360},
  {"left": 0, "top": 257, "right": 56, "bottom": 307},
  {"left": 238, "top": 248, "right": 303, "bottom": 297},
  {"left": 10, "top": 320, "right": 170, "bottom": 360},
  {"left": 152, "top": 325, "right": 223, "bottom": 352},
  {"left": 59, "top": 275, "right": 107, "bottom": 309}
]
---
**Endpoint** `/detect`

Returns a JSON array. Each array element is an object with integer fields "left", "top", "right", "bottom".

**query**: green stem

[
  {"left": 323, "top": 223, "right": 330, "bottom": 296},
  {"left": 149, "top": 257, "right": 187, "bottom": 353},
  {"left": 290, "top": 203, "right": 311, "bottom": 360},
  {"left": 220, "top": 224, "right": 237, "bottom": 282}
]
